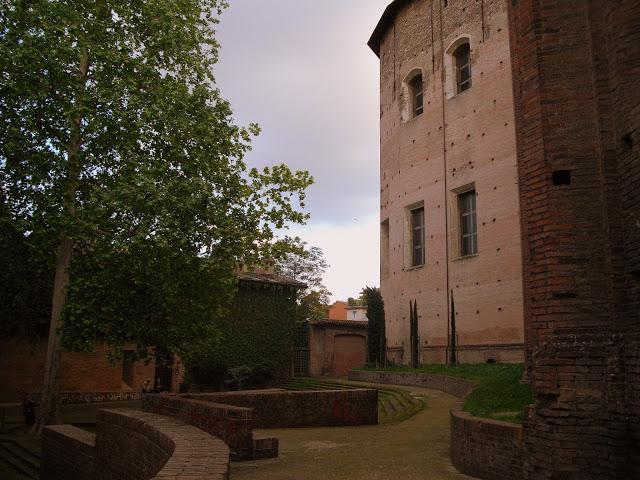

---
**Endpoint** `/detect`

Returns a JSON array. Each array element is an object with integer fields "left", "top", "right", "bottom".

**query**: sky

[{"left": 214, "top": 0, "right": 390, "bottom": 301}]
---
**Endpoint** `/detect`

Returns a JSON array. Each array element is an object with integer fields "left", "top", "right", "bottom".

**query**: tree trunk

[{"left": 34, "top": 49, "right": 89, "bottom": 435}]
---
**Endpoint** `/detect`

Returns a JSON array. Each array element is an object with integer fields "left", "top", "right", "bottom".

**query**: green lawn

[{"left": 357, "top": 363, "right": 532, "bottom": 423}]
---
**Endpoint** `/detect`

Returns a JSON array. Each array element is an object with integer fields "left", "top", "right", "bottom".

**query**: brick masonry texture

[
  {"left": 41, "top": 408, "right": 230, "bottom": 480},
  {"left": 143, "top": 389, "right": 378, "bottom": 460},
  {"left": 143, "top": 393, "right": 258, "bottom": 461},
  {"left": 0, "top": 338, "right": 155, "bottom": 402},
  {"left": 41, "top": 424, "right": 95, "bottom": 480},
  {"left": 375, "top": 0, "right": 525, "bottom": 365},
  {"left": 349, "top": 369, "right": 523, "bottom": 480},
  {"left": 348, "top": 370, "right": 475, "bottom": 399},
  {"left": 450, "top": 402, "right": 523, "bottom": 480},
  {"left": 185, "top": 389, "right": 379, "bottom": 428},
  {"left": 505, "top": 0, "right": 640, "bottom": 478}
]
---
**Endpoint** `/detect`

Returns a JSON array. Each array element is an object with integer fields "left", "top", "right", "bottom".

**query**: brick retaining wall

[
  {"left": 348, "top": 370, "right": 475, "bottom": 398},
  {"left": 186, "top": 388, "right": 379, "bottom": 428},
  {"left": 450, "top": 402, "right": 524, "bottom": 479},
  {"left": 348, "top": 370, "right": 524, "bottom": 479},
  {"left": 142, "top": 394, "right": 258, "bottom": 460},
  {"left": 41, "top": 425, "right": 95, "bottom": 480},
  {"left": 41, "top": 408, "right": 230, "bottom": 480}
]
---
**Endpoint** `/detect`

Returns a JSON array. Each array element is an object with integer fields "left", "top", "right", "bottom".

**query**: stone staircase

[{"left": 0, "top": 438, "right": 40, "bottom": 479}]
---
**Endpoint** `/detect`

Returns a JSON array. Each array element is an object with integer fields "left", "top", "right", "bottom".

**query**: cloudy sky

[{"left": 214, "top": 1, "right": 390, "bottom": 301}]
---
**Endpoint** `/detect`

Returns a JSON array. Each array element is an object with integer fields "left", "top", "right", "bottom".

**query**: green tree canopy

[
  {"left": 0, "top": 0, "right": 312, "bottom": 427},
  {"left": 274, "top": 238, "right": 331, "bottom": 321}
]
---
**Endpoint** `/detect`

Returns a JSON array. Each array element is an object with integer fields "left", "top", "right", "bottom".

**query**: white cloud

[{"left": 288, "top": 215, "right": 380, "bottom": 303}]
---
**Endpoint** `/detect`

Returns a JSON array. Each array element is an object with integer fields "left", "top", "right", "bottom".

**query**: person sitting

[{"left": 142, "top": 378, "right": 153, "bottom": 394}]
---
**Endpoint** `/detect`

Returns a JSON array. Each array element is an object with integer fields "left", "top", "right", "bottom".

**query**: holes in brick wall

[
  {"left": 553, "top": 291, "right": 577, "bottom": 299},
  {"left": 623, "top": 133, "right": 633, "bottom": 150},
  {"left": 552, "top": 170, "right": 572, "bottom": 186},
  {"left": 632, "top": 270, "right": 640, "bottom": 282},
  {"left": 486, "top": 358, "right": 496, "bottom": 364}
]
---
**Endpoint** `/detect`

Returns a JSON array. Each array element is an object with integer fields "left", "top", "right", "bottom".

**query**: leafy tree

[
  {"left": 274, "top": 238, "right": 331, "bottom": 321},
  {"left": 361, "top": 286, "right": 385, "bottom": 366},
  {"left": 0, "top": 0, "right": 312, "bottom": 431},
  {"left": 347, "top": 295, "right": 366, "bottom": 307}
]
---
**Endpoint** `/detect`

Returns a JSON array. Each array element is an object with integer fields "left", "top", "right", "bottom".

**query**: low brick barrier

[
  {"left": 450, "top": 402, "right": 524, "bottom": 479},
  {"left": 41, "top": 425, "right": 95, "bottom": 480},
  {"left": 348, "top": 370, "right": 475, "bottom": 398},
  {"left": 186, "top": 388, "right": 379, "bottom": 428},
  {"left": 142, "top": 394, "right": 258, "bottom": 460},
  {"left": 41, "top": 408, "right": 230, "bottom": 480},
  {"left": 143, "top": 389, "right": 378, "bottom": 460},
  {"left": 29, "top": 391, "right": 140, "bottom": 404},
  {"left": 348, "top": 370, "right": 524, "bottom": 480}
]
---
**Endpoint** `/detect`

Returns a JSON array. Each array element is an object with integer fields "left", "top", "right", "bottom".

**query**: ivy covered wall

[{"left": 188, "top": 280, "right": 299, "bottom": 389}]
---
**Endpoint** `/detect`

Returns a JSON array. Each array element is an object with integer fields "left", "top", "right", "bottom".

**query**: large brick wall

[
  {"left": 0, "top": 338, "right": 155, "bottom": 401},
  {"left": 450, "top": 402, "right": 524, "bottom": 480},
  {"left": 186, "top": 388, "right": 379, "bottom": 428},
  {"left": 373, "top": 0, "right": 525, "bottom": 365},
  {"left": 506, "top": 0, "right": 640, "bottom": 478},
  {"left": 42, "top": 408, "right": 230, "bottom": 480}
]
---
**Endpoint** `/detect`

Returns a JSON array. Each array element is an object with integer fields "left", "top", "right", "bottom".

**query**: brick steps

[{"left": 0, "top": 440, "right": 40, "bottom": 479}]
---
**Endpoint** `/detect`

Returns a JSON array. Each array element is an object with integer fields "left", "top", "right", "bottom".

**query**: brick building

[
  {"left": 0, "top": 271, "right": 303, "bottom": 402},
  {"left": 506, "top": 0, "right": 640, "bottom": 478},
  {"left": 370, "top": 0, "right": 525, "bottom": 364},
  {"left": 371, "top": 0, "right": 639, "bottom": 477}
]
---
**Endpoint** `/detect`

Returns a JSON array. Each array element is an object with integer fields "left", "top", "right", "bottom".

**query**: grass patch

[{"left": 357, "top": 363, "right": 532, "bottom": 423}]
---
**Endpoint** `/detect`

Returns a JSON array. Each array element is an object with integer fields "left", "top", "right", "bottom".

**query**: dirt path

[{"left": 230, "top": 384, "right": 474, "bottom": 480}]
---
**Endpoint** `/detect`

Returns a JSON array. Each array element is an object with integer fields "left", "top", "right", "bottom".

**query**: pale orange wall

[
  {"left": 327, "top": 301, "right": 348, "bottom": 320},
  {"left": 377, "top": 0, "right": 524, "bottom": 364}
]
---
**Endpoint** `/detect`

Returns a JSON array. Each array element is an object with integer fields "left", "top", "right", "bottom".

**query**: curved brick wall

[
  {"left": 348, "top": 370, "right": 475, "bottom": 398},
  {"left": 348, "top": 370, "right": 524, "bottom": 479},
  {"left": 42, "top": 408, "right": 230, "bottom": 480},
  {"left": 186, "top": 388, "right": 379, "bottom": 428},
  {"left": 450, "top": 402, "right": 524, "bottom": 479}
]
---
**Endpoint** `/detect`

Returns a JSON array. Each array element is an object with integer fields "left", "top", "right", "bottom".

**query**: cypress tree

[{"left": 449, "top": 291, "right": 457, "bottom": 366}]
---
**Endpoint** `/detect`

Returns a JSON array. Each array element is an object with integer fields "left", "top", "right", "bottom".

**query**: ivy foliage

[
  {"left": 0, "top": 0, "right": 313, "bottom": 360},
  {"left": 187, "top": 282, "right": 298, "bottom": 389}
]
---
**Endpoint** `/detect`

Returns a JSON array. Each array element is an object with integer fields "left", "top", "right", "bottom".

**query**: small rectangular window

[
  {"left": 410, "top": 75, "right": 424, "bottom": 117},
  {"left": 411, "top": 207, "right": 425, "bottom": 266},
  {"left": 459, "top": 190, "right": 477, "bottom": 256},
  {"left": 455, "top": 44, "right": 471, "bottom": 93}
]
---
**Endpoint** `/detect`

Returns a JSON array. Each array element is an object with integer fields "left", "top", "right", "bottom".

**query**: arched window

[
  {"left": 409, "top": 74, "right": 424, "bottom": 117},
  {"left": 454, "top": 43, "right": 471, "bottom": 93}
]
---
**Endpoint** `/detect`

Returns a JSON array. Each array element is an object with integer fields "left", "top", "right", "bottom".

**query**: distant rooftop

[{"left": 237, "top": 271, "right": 307, "bottom": 289}]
